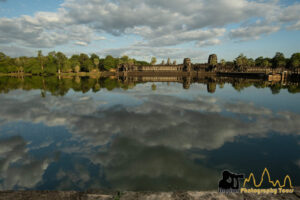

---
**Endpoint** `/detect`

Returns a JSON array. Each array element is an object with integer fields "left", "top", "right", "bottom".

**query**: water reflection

[
  {"left": 1, "top": 75, "right": 300, "bottom": 95},
  {"left": 0, "top": 77, "right": 299, "bottom": 191},
  {"left": 0, "top": 136, "right": 56, "bottom": 190}
]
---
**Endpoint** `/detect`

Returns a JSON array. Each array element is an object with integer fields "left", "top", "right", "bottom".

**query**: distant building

[
  {"left": 118, "top": 59, "right": 191, "bottom": 72},
  {"left": 118, "top": 64, "right": 183, "bottom": 72}
]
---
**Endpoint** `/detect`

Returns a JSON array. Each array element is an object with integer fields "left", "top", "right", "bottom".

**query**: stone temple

[{"left": 118, "top": 58, "right": 193, "bottom": 73}]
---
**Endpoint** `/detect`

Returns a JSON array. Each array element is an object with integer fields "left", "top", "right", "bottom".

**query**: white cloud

[
  {"left": 138, "top": 28, "right": 226, "bottom": 47},
  {"left": 95, "top": 36, "right": 106, "bottom": 40},
  {"left": 287, "top": 21, "right": 300, "bottom": 30},
  {"left": 278, "top": 3, "right": 300, "bottom": 22},
  {"left": 0, "top": 0, "right": 299, "bottom": 57},
  {"left": 75, "top": 41, "right": 88, "bottom": 46},
  {"left": 197, "top": 39, "right": 222, "bottom": 47},
  {"left": 99, "top": 46, "right": 207, "bottom": 62},
  {"left": 230, "top": 24, "right": 280, "bottom": 41}
]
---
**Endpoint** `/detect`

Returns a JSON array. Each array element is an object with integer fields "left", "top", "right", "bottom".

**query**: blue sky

[{"left": 0, "top": 0, "right": 299, "bottom": 63}]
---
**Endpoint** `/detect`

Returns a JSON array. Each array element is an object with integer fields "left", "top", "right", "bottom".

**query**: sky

[{"left": 0, "top": 0, "right": 299, "bottom": 63}]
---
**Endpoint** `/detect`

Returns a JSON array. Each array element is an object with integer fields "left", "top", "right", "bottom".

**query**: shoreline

[
  {"left": 0, "top": 71, "right": 288, "bottom": 77},
  {"left": 0, "top": 72, "right": 115, "bottom": 77},
  {"left": 0, "top": 188, "right": 299, "bottom": 200}
]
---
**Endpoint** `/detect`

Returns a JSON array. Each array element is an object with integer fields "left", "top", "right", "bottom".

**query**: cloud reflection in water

[{"left": 0, "top": 88, "right": 299, "bottom": 190}]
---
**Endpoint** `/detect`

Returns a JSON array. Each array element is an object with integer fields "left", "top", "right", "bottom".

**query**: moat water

[{"left": 0, "top": 76, "right": 299, "bottom": 191}]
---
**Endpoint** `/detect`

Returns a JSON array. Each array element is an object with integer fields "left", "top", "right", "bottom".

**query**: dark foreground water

[{"left": 0, "top": 76, "right": 299, "bottom": 191}]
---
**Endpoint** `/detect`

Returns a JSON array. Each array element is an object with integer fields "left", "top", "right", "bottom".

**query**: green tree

[
  {"left": 103, "top": 55, "right": 117, "bottom": 70},
  {"left": 79, "top": 53, "right": 93, "bottom": 72},
  {"left": 56, "top": 52, "right": 67, "bottom": 74},
  {"left": 128, "top": 58, "right": 135, "bottom": 65},
  {"left": 91, "top": 54, "right": 100, "bottom": 71},
  {"left": 255, "top": 56, "right": 264, "bottom": 67},
  {"left": 90, "top": 53, "right": 99, "bottom": 61},
  {"left": 234, "top": 54, "right": 248, "bottom": 71},
  {"left": 70, "top": 54, "right": 80, "bottom": 72},
  {"left": 247, "top": 58, "right": 255, "bottom": 67},
  {"left": 74, "top": 65, "right": 80, "bottom": 73},
  {"left": 14, "top": 58, "right": 23, "bottom": 73},
  {"left": 0, "top": 52, "right": 6, "bottom": 61},
  {"left": 290, "top": 53, "right": 300, "bottom": 68},
  {"left": 37, "top": 50, "right": 45, "bottom": 72},
  {"left": 0, "top": 52, "right": 10, "bottom": 73},
  {"left": 262, "top": 59, "right": 271, "bottom": 68},
  {"left": 44, "top": 51, "right": 57, "bottom": 74},
  {"left": 255, "top": 56, "right": 272, "bottom": 68},
  {"left": 272, "top": 52, "right": 286, "bottom": 68},
  {"left": 120, "top": 55, "right": 129, "bottom": 64},
  {"left": 93, "top": 58, "right": 100, "bottom": 71},
  {"left": 135, "top": 60, "right": 149, "bottom": 66},
  {"left": 62, "top": 60, "right": 72, "bottom": 73},
  {"left": 118, "top": 55, "right": 135, "bottom": 66},
  {"left": 23, "top": 57, "right": 41, "bottom": 74}
]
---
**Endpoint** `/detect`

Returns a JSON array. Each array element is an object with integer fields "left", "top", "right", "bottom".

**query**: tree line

[
  {"left": 0, "top": 51, "right": 149, "bottom": 75},
  {"left": 218, "top": 52, "right": 300, "bottom": 70},
  {"left": 0, "top": 51, "right": 299, "bottom": 74}
]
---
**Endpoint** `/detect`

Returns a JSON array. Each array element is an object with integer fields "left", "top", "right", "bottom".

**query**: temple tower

[
  {"left": 183, "top": 58, "right": 191, "bottom": 72},
  {"left": 208, "top": 54, "right": 218, "bottom": 66}
]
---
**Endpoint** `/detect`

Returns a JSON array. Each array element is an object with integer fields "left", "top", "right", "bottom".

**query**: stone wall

[
  {"left": 137, "top": 76, "right": 182, "bottom": 82},
  {"left": 1, "top": 189, "right": 299, "bottom": 200},
  {"left": 118, "top": 64, "right": 183, "bottom": 72},
  {"left": 118, "top": 59, "right": 295, "bottom": 75},
  {"left": 138, "top": 65, "right": 183, "bottom": 71}
]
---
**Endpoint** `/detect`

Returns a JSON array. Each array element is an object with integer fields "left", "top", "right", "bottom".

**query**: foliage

[
  {"left": 90, "top": 53, "right": 100, "bottom": 70},
  {"left": 234, "top": 54, "right": 249, "bottom": 71},
  {"left": 79, "top": 53, "right": 93, "bottom": 72},
  {"left": 103, "top": 55, "right": 118, "bottom": 70},
  {"left": 255, "top": 56, "right": 272, "bottom": 68},
  {"left": 24, "top": 57, "right": 41, "bottom": 74},
  {"left": 272, "top": 52, "right": 286, "bottom": 68},
  {"left": 289, "top": 53, "right": 300, "bottom": 69},
  {"left": 0, "top": 76, "right": 300, "bottom": 95},
  {"left": 0, "top": 51, "right": 300, "bottom": 74},
  {"left": 134, "top": 60, "right": 150, "bottom": 66}
]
